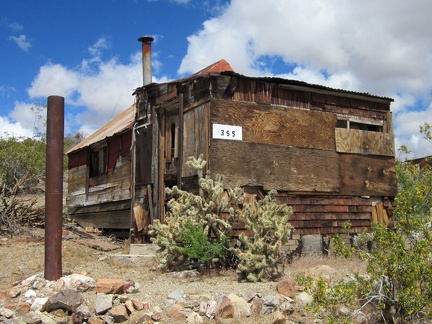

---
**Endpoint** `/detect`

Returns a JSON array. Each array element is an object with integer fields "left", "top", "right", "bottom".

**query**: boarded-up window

[{"left": 335, "top": 118, "right": 394, "bottom": 156}]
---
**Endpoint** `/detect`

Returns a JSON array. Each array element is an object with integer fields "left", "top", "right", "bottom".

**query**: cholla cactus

[
  {"left": 149, "top": 154, "right": 243, "bottom": 270},
  {"left": 236, "top": 190, "right": 292, "bottom": 282}
]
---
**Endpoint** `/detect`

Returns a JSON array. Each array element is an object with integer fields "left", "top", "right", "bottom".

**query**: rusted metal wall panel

[
  {"left": 211, "top": 99, "right": 336, "bottom": 150},
  {"left": 335, "top": 128, "right": 395, "bottom": 156},
  {"left": 209, "top": 141, "right": 340, "bottom": 192},
  {"left": 68, "top": 149, "right": 87, "bottom": 169}
]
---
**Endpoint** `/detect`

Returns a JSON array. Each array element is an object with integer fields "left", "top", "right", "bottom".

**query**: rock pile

[{"left": 0, "top": 270, "right": 319, "bottom": 323}]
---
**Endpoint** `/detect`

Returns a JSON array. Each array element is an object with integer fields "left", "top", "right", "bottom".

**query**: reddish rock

[
  {"left": 151, "top": 312, "right": 163, "bottom": 322},
  {"left": 131, "top": 299, "right": 144, "bottom": 311},
  {"left": 96, "top": 279, "right": 124, "bottom": 294},
  {"left": 216, "top": 296, "right": 234, "bottom": 319},
  {"left": 7, "top": 288, "right": 21, "bottom": 298},
  {"left": 4, "top": 302, "right": 30, "bottom": 316},
  {"left": 251, "top": 298, "right": 264, "bottom": 316},
  {"left": 125, "top": 299, "right": 135, "bottom": 314},
  {"left": 142, "top": 301, "right": 152, "bottom": 311},
  {"left": 137, "top": 314, "right": 154, "bottom": 323},
  {"left": 107, "top": 305, "right": 129, "bottom": 323},
  {"left": 277, "top": 278, "right": 297, "bottom": 298},
  {"left": 88, "top": 315, "right": 105, "bottom": 324},
  {"left": 166, "top": 303, "right": 185, "bottom": 321}
]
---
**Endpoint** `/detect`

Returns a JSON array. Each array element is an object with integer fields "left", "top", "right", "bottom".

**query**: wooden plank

[
  {"left": 182, "top": 103, "right": 209, "bottom": 177},
  {"left": 177, "top": 94, "right": 184, "bottom": 189},
  {"left": 209, "top": 141, "right": 340, "bottom": 192},
  {"left": 70, "top": 209, "right": 130, "bottom": 229},
  {"left": 211, "top": 99, "right": 336, "bottom": 150},
  {"left": 335, "top": 128, "right": 395, "bottom": 156},
  {"left": 339, "top": 154, "right": 397, "bottom": 196},
  {"left": 290, "top": 212, "right": 371, "bottom": 221}
]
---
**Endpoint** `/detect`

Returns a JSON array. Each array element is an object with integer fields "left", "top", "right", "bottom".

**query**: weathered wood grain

[
  {"left": 335, "top": 128, "right": 395, "bottom": 156},
  {"left": 339, "top": 154, "right": 397, "bottom": 196},
  {"left": 182, "top": 103, "right": 209, "bottom": 177},
  {"left": 209, "top": 141, "right": 340, "bottom": 192},
  {"left": 211, "top": 99, "right": 336, "bottom": 150}
]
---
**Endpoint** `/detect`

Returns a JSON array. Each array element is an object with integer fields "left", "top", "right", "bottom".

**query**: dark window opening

[
  {"left": 89, "top": 146, "right": 107, "bottom": 177},
  {"left": 336, "top": 119, "right": 348, "bottom": 128},
  {"left": 336, "top": 119, "right": 383, "bottom": 132},
  {"left": 171, "top": 122, "right": 176, "bottom": 159}
]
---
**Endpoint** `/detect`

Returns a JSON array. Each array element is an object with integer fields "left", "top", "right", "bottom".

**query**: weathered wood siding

[
  {"left": 67, "top": 155, "right": 131, "bottom": 207},
  {"left": 335, "top": 128, "right": 394, "bottom": 156},
  {"left": 210, "top": 141, "right": 340, "bottom": 192},
  {"left": 339, "top": 154, "right": 397, "bottom": 196},
  {"left": 67, "top": 130, "right": 133, "bottom": 230},
  {"left": 210, "top": 99, "right": 336, "bottom": 150},
  {"left": 276, "top": 195, "right": 374, "bottom": 234},
  {"left": 181, "top": 103, "right": 210, "bottom": 177}
]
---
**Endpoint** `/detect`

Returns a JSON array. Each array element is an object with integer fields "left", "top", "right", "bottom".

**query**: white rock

[
  {"left": 295, "top": 292, "right": 313, "bottom": 306},
  {"left": 21, "top": 273, "right": 43, "bottom": 286},
  {"left": 0, "top": 307, "right": 14, "bottom": 318},
  {"left": 25, "top": 289, "right": 37, "bottom": 298},
  {"left": 67, "top": 273, "right": 96, "bottom": 285},
  {"left": 187, "top": 311, "right": 203, "bottom": 323},
  {"left": 30, "top": 297, "right": 48, "bottom": 312}
]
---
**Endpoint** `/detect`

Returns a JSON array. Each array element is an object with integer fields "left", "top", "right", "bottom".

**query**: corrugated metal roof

[
  {"left": 66, "top": 104, "right": 135, "bottom": 154},
  {"left": 192, "top": 59, "right": 234, "bottom": 76},
  {"left": 137, "top": 59, "right": 393, "bottom": 102}
]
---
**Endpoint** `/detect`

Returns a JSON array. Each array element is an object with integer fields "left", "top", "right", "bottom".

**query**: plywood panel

[
  {"left": 339, "top": 154, "right": 397, "bottom": 196},
  {"left": 182, "top": 103, "right": 209, "bottom": 177},
  {"left": 335, "top": 128, "right": 394, "bottom": 156},
  {"left": 211, "top": 99, "right": 336, "bottom": 150},
  {"left": 209, "top": 141, "right": 340, "bottom": 192}
]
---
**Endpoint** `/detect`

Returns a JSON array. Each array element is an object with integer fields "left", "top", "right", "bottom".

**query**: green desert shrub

[{"left": 149, "top": 155, "right": 292, "bottom": 281}]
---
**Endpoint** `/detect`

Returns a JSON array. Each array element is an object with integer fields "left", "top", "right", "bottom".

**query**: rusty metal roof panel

[
  {"left": 135, "top": 59, "right": 393, "bottom": 102},
  {"left": 66, "top": 104, "right": 135, "bottom": 154}
]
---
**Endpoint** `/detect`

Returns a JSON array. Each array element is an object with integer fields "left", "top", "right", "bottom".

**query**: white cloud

[
  {"left": 0, "top": 102, "right": 37, "bottom": 137},
  {"left": 9, "top": 34, "right": 31, "bottom": 51},
  {"left": 178, "top": 0, "right": 432, "bottom": 157},
  {"left": 22, "top": 38, "right": 169, "bottom": 136},
  {"left": 7, "top": 22, "right": 23, "bottom": 32}
]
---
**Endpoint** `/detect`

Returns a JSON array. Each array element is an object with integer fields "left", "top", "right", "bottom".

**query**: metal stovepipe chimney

[{"left": 138, "top": 36, "right": 154, "bottom": 86}]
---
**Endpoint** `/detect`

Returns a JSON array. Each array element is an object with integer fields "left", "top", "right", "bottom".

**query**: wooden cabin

[
  {"left": 66, "top": 105, "right": 134, "bottom": 236},
  {"left": 67, "top": 59, "right": 397, "bottom": 247}
]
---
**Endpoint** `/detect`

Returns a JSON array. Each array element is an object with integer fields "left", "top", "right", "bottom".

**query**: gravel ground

[{"left": 0, "top": 228, "right": 368, "bottom": 323}]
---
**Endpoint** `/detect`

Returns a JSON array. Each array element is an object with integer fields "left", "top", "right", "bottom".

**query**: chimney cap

[{"left": 138, "top": 36, "right": 154, "bottom": 43}]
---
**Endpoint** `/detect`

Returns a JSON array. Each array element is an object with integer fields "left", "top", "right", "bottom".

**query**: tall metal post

[{"left": 44, "top": 95, "right": 64, "bottom": 280}]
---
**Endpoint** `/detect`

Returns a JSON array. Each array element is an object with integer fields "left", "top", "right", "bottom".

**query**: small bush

[
  {"left": 149, "top": 155, "right": 292, "bottom": 281},
  {"left": 177, "top": 219, "right": 228, "bottom": 265},
  {"left": 236, "top": 190, "right": 292, "bottom": 282},
  {"left": 330, "top": 159, "right": 432, "bottom": 322}
]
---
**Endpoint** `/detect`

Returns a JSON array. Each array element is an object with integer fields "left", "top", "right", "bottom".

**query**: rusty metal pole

[{"left": 44, "top": 95, "right": 64, "bottom": 280}]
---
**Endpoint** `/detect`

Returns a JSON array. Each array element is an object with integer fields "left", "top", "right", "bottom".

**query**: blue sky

[{"left": 1, "top": 0, "right": 432, "bottom": 158}]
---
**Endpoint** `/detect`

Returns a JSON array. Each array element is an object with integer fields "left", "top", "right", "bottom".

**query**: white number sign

[{"left": 212, "top": 124, "right": 242, "bottom": 141}]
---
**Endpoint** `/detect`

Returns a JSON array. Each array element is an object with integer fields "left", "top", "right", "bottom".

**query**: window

[
  {"left": 336, "top": 118, "right": 383, "bottom": 132},
  {"left": 90, "top": 145, "right": 107, "bottom": 177}
]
